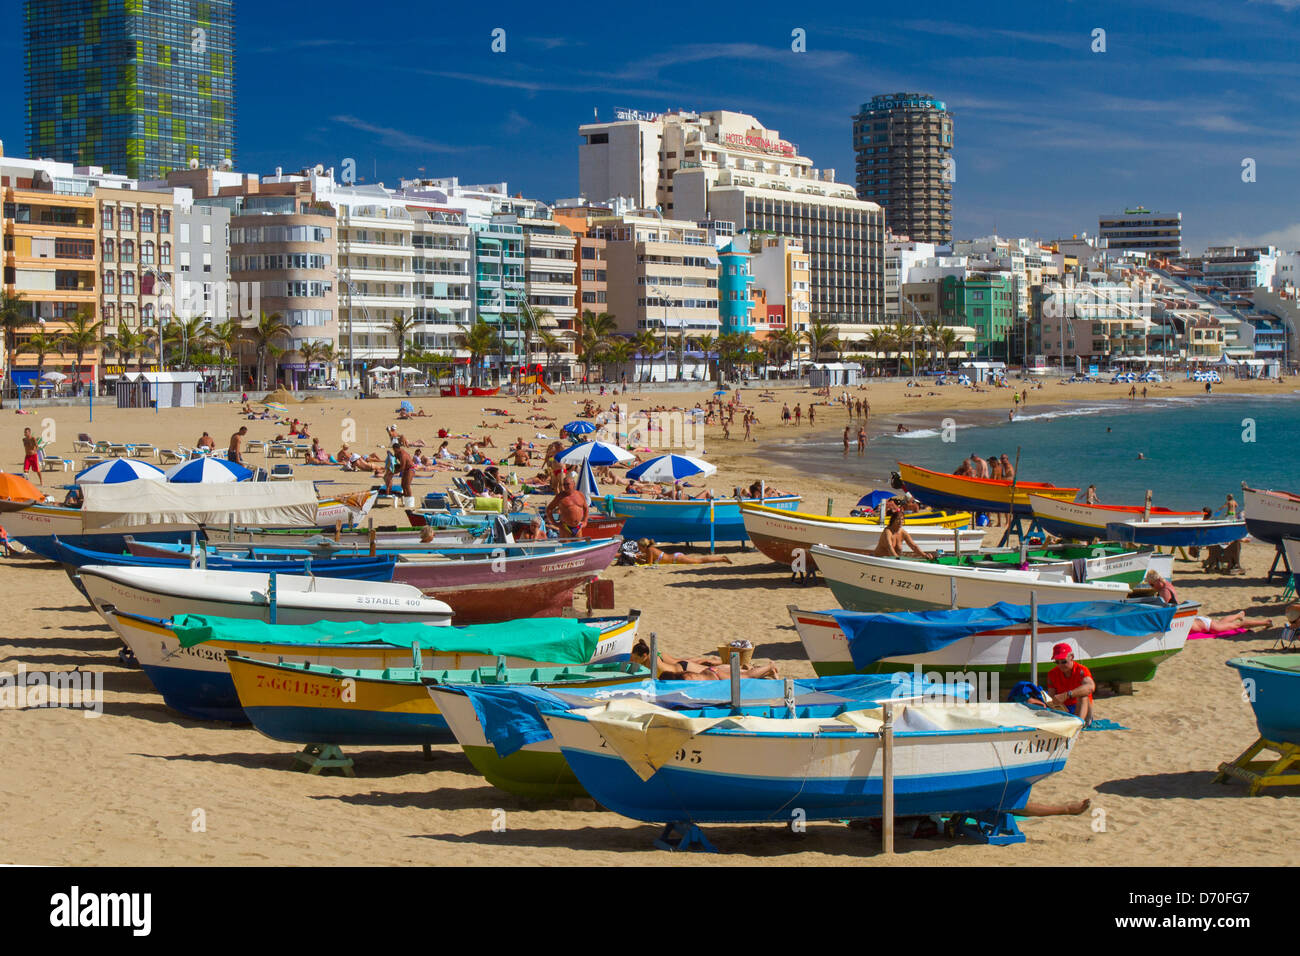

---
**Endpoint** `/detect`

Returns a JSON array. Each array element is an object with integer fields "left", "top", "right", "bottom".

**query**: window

[
  {"left": 120, "top": 239, "right": 135, "bottom": 263},
  {"left": 160, "top": 243, "right": 171, "bottom": 265},
  {"left": 102, "top": 238, "right": 115, "bottom": 261},
  {"left": 179, "top": 251, "right": 191, "bottom": 270},
  {"left": 140, "top": 210, "right": 154, "bottom": 232},
  {"left": 121, "top": 303, "right": 135, "bottom": 321},
  {"left": 120, "top": 208, "right": 133, "bottom": 230},
  {"left": 121, "top": 272, "right": 134, "bottom": 294},
  {"left": 104, "top": 272, "right": 115, "bottom": 294},
  {"left": 102, "top": 302, "right": 115, "bottom": 323},
  {"left": 101, "top": 206, "right": 113, "bottom": 229},
  {"left": 179, "top": 223, "right": 190, "bottom": 243},
  {"left": 202, "top": 253, "right": 212, "bottom": 273},
  {"left": 202, "top": 224, "right": 212, "bottom": 244},
  {"left": 159, "top": 211, "right": 171, "bottom": 234},
  {"left": 141, "top": 241, "right": 155, "bottom": 264}
]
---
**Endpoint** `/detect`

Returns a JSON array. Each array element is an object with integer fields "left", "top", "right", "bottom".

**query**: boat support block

[
  {"left": 654, "top": 822, "right": 719, "bottom": 853},
  {"left": 949, "top": 811, "right": 1026, "bottom": 846}
]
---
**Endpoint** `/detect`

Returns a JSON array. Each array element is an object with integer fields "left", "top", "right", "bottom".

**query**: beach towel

[
  {"left": 1188, "top": 627, "right": 1247, "bottom": 640},
  {"left": 1082, "top": 718, "right": 1128, "bottom": 731}
]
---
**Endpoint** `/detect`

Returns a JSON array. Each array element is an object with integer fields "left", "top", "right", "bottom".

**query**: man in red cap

[{"left": 1045, "top": 642, "right": 1095, "bottom": 724}]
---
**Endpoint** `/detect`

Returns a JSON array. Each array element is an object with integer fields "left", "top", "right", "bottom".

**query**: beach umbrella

[
  {"left": 626, "top": 454, "right": 717, "bottom": 482},
  {"left": 0, "top": 472, "right": 43, "bottom": 502},
  {"left": 577, "top": 458, "right": 600, "bottom": 501},
  {"left": 713, "top": 389, "right": 728, "bottom": 396},
  {"left": 75, "top": 458, "right": 167, "bottom": 485},
  {"left": 165, "top": 456, "right": 253, "bottom": 483},
  {"left": 262, "top": 401, "right": 288, "bottom": 413},
  {"left": 855, "top": 490, "right": 896, "bottom": 509},
  {"left": 564, "top": 420, "right": 596, "bottom": 436},
  {"left": 554, "top": 440, "right": 634, "bottom": 467},
  {"left": 399, "top": 400, "right": 414, "bottom": 413},
  {"left": 40, "top": 371, "right": 67, "bottom": 382}
]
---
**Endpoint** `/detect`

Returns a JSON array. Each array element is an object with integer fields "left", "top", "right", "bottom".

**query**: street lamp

[{"left": 334, "top": 269, "right": 367, "bottom": 390}]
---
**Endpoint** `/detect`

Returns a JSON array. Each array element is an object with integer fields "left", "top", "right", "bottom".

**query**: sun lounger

[
  {"left": 246, "top": 440, "right": 266, "bottom": 453},
  {"left": 72, "top": 440, "right": 93, "bottom": 453},
  {"left": 131, "top": 444, "right": 155, "bottom": 458},
  {"left": 107, "top": 443, "right": 129, "bottom": 457},
  {"left": 93, "top": 441, "right": 111, "bottom": 454},
  {"left": 157, "top": 449, "right": 184, "bottom": 465},
  {"left": 268, "top": 464, "right": 295, "bottom": 481}
]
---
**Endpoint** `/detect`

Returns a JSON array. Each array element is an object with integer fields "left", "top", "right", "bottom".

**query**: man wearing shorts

[{"left": 21, "top": 428, "right": 42, "bottom": 485}]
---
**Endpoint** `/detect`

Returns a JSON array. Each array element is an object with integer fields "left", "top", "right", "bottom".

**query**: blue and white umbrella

[
  {"left": 165, "top": 456, "right": 253, "bottom": 483},
  {"left": 554, "top": 440, "right": 634, "bottom": 467},
  {"left": 564, "top": 420, "right": 597, "bottom": 436},
  {"left": 577, "top": 458, "right": 600, "bottom": 501},
  {"left": 75, "top": 457, "right": 166, "bottom": 485},
  {"left": 626, "top": 453, "right": 717, "bottom": 482}
]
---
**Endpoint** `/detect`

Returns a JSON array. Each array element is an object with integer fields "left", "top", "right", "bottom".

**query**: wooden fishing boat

[
  {"left": 1104, "top": 517, "right": 1247, "bottom": 548},
  {"left": 227, "top": 655, "right": 649, "bottom": 746},
  {"left": 897, "top": 462, "right": 1077, "bottom": 516},
  {"left": 80, "top": 565, "right": 454, "bottom": 627},
  {"left": 430, "top": 673, "right": 964, "bottom": 800},
  {"left": 1225, "top": 656, "right": 1300, "bottom": 746},
  {"left": 53, "top": 537, "right": 398, "bottom": 582},
  {"left": 391, "top": 536, "right": 623, "bottom": 623},
  {"left": 543, "top": 699, "right": 1082, "bottom": 829},
  {"left": 406, "top": 508, "right": 627, "bottom": 540},
  {"left": 1029, "top": 494, "right": 1203, "bottom": 541},
  {"left": 925, "top": 542, "right": 1171, "bottom": 586},
  {"left": 439, "top": 384, "right": 500, "bottom": 397},
  {"left": 740, "top": 503, "right": 984, "bottom": 567},
  {"left": 787, "top": 599, "right": 1198, "bottom": 682},
  {"left": 605, "top": 494, "right": 802, "bottom": 546},
  {"left": 106, "top": 609, "right": 640, "bottom": 721},
  {"left": 1240, "top": 485, "right": 1300, "bottom": 546},
  {"left": 809, "top": 544, "right": 1131, "bottom": 613}
]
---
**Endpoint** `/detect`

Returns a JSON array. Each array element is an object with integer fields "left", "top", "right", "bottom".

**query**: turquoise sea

[{"left": 770, "top": 392, "right": 1300, "bottom": 511}]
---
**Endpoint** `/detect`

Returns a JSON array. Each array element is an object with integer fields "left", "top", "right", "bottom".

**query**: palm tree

[
  {"left": 20, "top": 331, "right": 63, "bottom": 378},
  {"left": 580, "top": 309, "right": 618, "bottom": 382},
  {"left": 891, "top": 319, "right": 917, "bottom": 376},
  {"left": 803, "top": 318, "right": 840, "bottom": 364},
  {"left": 297, "top": 340, "right": 327, "bottom": 386},
  {"left": 0, "top": 290, "right": 32, "bottom": 398},
  {"left": 110, "top": 323, "right": 148, "bottom": 373},
  {"left": 205, "top": 319, "right": 240, "bottom": 369},
  {"left": 389, "top": 314, "right": 417, "bottom": 381},
  {"left": 938, "top": 328, "right": 961, "bottom": 371},
  {"left": 165, "top": 315, "right": 208, "bottom": 370},
  {"left": 317, "top": 342, "right": 337, "bottom": 384},
  {"left": 458, "top": 318, "right": 500, "bottom": 387},
  {"left": 602, "top": 339, "right": 634, "bottom": 379},
  {"left": 923, "top": 317, "right": 945, "bottom": 372},
  {"left": 865, "top": 327, "right": 891, "bottom": 377},
  {"left": 694, "top": 333, "right": 717, "bottom": 383},
  {"left": 244, "top": 311, "right": 291, "bottom": 390},
  {"left": 534, "top": 328, "right": 561, "bottom": 381},
  {"left": 630, "top": 329, "right": 657, "bottom": 382},
  {"left": 525, "top": 307, "right": 554, "bottom": 379},
  {"left": 60, "top": 310, "right": 103, "bottom": 391}
]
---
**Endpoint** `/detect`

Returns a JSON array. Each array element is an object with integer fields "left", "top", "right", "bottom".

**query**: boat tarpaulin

[
  {"left": 170, "top": 613, "right": 601, "bottom": 663},
  {"left": 446, "top": 673, "right": 970, "bottom": 759},
  {"left": 832, "top": 600, "right": 1178, "bottom": 671},
  {"left": 81, "top": 481, "right": 319, "bottom": 529}
]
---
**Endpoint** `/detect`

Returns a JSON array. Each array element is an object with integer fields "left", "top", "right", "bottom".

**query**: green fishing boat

[{"left": 923, "top": 542, "right": 1170, "bottom": 585}]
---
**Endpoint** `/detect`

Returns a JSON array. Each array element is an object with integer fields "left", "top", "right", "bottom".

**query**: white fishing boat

[
  {"left": 787, "top": 599, "right": 1198, "bottom": 681},
  {"left": 81, "top": 564, "right": 454, "bottom": 629},
  {"left": 810, "top": 544, "right": 1131, "bottom": 613},
  {"left": 1241, "top": 485, "right": 1300, "bottom": 546}
]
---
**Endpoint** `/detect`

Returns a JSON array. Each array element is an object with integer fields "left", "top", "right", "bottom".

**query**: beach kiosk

[
  {"left": 115, "top": 371, "right": 203, "bottom": 409},
  {"left": 808, "top": 362, "right": 859, "bottom": 388}
]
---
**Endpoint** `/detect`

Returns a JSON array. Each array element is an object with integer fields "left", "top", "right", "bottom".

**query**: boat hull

[
  {"left": 391, "top": 537, "right": 622, "bottom": 624},
  {"left": 6, "top": 504, "right": 199, "bottom": 561},
  {"left": 1226, "top": 657, "right": 1300, "bottom": 745},
  {"left": 545, "top": 712, "right": 1076, "bottom": 824},
  {"left": 608, "top": 495, "right": 801, "bottom": 545},
  {"left": 1029, "top": 495, "right": 1203, "bottom": 541},
  {"left": 1105, "top": 519, "right": 1247, "bottom": 548},
  {"left": 741, "top": 504, "right": 985, "bottom": 566},
  {"left": 788, "top": 605, "right": 1195, "bottom": 683},
  {"left": 108, "top": 611, "right": 639, "bottom": 722},
  {"left": 935, "top": 546, "right": 1169, "bottom": 586},
  {"left": 439, "top": 385, "right": 499, "bottom": 397},
  {"left": 810, "top": 545, "right": 1131, "bottom": 614},
  {"left": 899, "top": 463, "right": 1077, "bottom": 517},
  {"left": 1241, "top": 486, "right": 1300, "bottom": 546}
]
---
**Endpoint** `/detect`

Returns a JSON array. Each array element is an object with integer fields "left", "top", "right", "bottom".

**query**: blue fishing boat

[
  {"left": 542, "top": 698, "right": 1082, "bottom": 831},
  {"left": 1104, "top": 517, "right": 1247, "bottom": 549},
  {"left": 603, "top": 494, "right": 801, "bottom": 547},
  {"left": 54, "top": 537, "right": 397, "bottom": 582},
  {"left": 1225, "top": 657, "right": 1300, "bottom": 745}
]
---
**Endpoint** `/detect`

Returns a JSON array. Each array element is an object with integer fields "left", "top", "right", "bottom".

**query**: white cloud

[{"left": 330, "top": 116, "right": 471, "bottom": 154}]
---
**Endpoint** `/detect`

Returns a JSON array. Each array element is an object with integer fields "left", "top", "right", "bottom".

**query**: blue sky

[{"left": 4, "top": 0, "right": 1299, "bottom": 253}]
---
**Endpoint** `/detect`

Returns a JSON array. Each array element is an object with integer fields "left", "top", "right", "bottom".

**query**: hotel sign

[
  {"left": 615, "top": 107, "right": 662, "bottom": 122},
  {"left": 722, "top": 131, "right": 795, "bottom": 156}
]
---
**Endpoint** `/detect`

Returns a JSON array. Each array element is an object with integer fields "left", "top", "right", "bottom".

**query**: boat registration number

[{"left": 859, "top": 572, "right": 924, "bottom": 592}]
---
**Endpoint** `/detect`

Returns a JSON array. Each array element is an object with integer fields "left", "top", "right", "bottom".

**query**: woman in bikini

[
  {"left": 630, "top": 640, "right": 780, "bottom": 679},
  {"left": 636, "top": 538, "right": 731, "bottom": 566}
]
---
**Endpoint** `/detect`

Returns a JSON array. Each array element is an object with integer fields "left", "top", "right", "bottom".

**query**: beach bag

[{"left": 615, "top": 540, "right": 641, "bottom": 566}]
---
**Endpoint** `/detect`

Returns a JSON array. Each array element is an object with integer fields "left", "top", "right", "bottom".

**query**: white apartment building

[
  {"left": 885, "top": 239, "right": 936, "bottom": 316},
  {"left": 580, "top": 109, "right": 885, "bottom": 332}
]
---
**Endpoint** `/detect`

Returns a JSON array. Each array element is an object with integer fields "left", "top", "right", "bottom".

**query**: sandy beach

[{"left": 1, "top": 377, "right": 1297, "bottom": 865}]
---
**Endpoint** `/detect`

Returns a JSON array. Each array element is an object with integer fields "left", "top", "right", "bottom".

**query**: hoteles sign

[
  {"left": 722, "top": 131, "right": 795, "bottom": 156},
  {"left": 614, "top": 107, "right": 662, "bottom": 122}
]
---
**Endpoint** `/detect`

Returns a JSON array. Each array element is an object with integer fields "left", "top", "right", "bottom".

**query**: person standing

[
  {"left": 793, "top": 404, "right": 802, "bottom": 426},
  {"left": 21, "top": 428, "right": 42, "bottom": 486},
  {"left": 842, "top": 426, "right": 851, "bottom": 457},
  {"left": 857, "top": 425, "right": 867, "bottom": 456},
  {"left": 807, "top": 404, "right": 815, "bottom": 426}
]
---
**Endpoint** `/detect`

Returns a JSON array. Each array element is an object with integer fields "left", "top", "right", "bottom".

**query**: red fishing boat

[{"left": 439, "top": 384, "right": 500, "bottom": 397}]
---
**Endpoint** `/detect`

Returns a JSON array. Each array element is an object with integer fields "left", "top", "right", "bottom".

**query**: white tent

[
  {"left": 80, "top": 481, "right": 319, "bottom": 530},
  {"left": 116, "top": 371, "right": 203, "bottom": 408}
]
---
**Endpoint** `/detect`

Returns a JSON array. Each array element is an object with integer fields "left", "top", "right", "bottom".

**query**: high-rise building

[
  {"left": 25, "top": 0, "right": 236, "bottom": 180},
  {"left": 853, "top": 94, "right": 953, "bottom": 244},
  {"left": 1097, "top": 208, "right": 1182, "bottom": 259}
]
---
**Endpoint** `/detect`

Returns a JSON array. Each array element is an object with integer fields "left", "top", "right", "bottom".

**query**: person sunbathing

[
  {"left": 1190, "top": 611, "right": 1272, "bottom": 634},
  {"left": 630, "top": 640, "right": 779, "bottom": 679},
  {"left": 635, "top": 538, "right": 731, "bottom": 566},
  {"left": 338, "top": 445, "right": 383, "bottom": 474}
]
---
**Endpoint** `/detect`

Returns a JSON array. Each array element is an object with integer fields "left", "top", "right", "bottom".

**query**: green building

[
  {"left": 940, "top": 273, "right": 1015, "bottom": 359},
  {"left": 25, "top": 0, "right": 235, "bottom": 180}
]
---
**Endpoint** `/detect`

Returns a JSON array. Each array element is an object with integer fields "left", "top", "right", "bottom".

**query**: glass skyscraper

[{"left": 25, "top": 0, "right": 235, "bottom": 180}]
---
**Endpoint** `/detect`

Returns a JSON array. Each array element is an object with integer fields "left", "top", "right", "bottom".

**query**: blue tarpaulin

[
  {"left": 445, "top": 674, "right": 972, "bottom": 758},
  {"left": 831, "top": 600, "right": 1178, "bottom": 671}
]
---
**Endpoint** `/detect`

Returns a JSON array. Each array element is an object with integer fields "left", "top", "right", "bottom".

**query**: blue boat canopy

[
  {"left": 444, "top": 673, "right": 972, "bottom": 758},
  {"left": 831, "top": 600, "right": 1178, "bottom": 671}
]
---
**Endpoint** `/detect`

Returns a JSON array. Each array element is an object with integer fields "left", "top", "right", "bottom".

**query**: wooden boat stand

[
  {"left": 1266, "top": 542, "right": 1292, "bottom": 585},
  {"left": 654, "top": 822, "right": 718, "bottom": 853},
  {"left": 293, "top": 743, "right": 356, "bottom": 777},
  {"left": 997, "top": 515, "right": 1046, "bottom": 548},
  {"left": 1214, "top": 738, "right": 1300, "bottom": 795}
]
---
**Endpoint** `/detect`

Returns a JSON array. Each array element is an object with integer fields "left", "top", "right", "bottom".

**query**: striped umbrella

[
  {"left": 75, "top": 458, "right": 167, "bottom": 485},
  {"left": 563, "top": 420, "right": 597, "bottom": 437},
  {"left": 626, "top": 454, "right": 717, "bottom": 482},
  {"left": 577, "top": 458, "right": 600, "bottom": 501},
  {"left": 554, "top": 440, "right": 634, "bottom": 467},
  {"left": 165, "top": 456, "right": 253, "bottom": 483}
]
